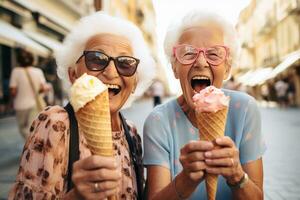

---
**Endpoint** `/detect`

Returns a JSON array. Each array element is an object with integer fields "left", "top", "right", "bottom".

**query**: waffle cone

[
  {"left": 76, "top": 89, "right": 113, "bottom": 156},
  {"left": 196, "top": 107, "right": 229, "bottom": 200}
]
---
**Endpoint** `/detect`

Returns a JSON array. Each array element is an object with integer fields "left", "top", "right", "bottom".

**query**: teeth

[
  {"left": 106, "top": 84, "right": 120, "bottom": 89},
  {"left": 192, "top": 76, "right": 210, "bottom": 80}
]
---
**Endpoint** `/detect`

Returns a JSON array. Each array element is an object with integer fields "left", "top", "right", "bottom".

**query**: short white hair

[
  {"left": 164, "top": 10, "right": 240, "bottom": 68},
  {"left": 56, "top": 11, "right": 156, "bottom": 107}
]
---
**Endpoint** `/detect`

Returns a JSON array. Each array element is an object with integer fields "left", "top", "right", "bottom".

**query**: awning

[
  {"left": 0, "top": 20, "right": 50, "bottom": 57},
  {"left": 237, "top": 67, "right": 273, "bottom": 86},
  {"left": 269, "top": 50, "right": 300, "bottom": 79},
  {"left": 237, "top": 70, "right": 254, "bottom": 85},
  {"left": 14, "top": 0, "right": 75, "bottom": 32},
  {"left": 24, "top": 30, "right": 62, "bottom": 52},
  {"left": 237, "top": 50, "right": 300, "bottom": 86}
]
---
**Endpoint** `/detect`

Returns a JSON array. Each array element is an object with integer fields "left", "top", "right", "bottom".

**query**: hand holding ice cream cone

[
  {"left": 193, "top": 86, "right": 230, "bottom": 200},
  {"left": 70, "top": 73, "right": 117, "bottom": 200}
]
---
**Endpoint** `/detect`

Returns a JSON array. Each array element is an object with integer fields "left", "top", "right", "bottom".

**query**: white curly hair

[
  {"left": 164, "top": 10, "right": 240, "bottom": 70},
  {"left": 56, "top": 11, "right": 156, "bottom": 107}
]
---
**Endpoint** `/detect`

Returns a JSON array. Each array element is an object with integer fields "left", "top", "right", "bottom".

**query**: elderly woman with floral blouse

[{"left": 9, "top": 11, "right": 155, "bottom": 200}]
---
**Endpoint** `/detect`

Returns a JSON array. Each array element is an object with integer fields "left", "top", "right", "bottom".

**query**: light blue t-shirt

[{"left": 143, "top": 89, "right": 266, "bottom": 200}]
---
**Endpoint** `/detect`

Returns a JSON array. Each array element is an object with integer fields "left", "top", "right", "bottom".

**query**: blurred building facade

[
  {"left": 100, "top": 0, "right": 169, "bottom": 95},
  {"left": 0, "top": 0, "right": 166, "bottom": 117},
  {"left": 236, "top": 0, "right": 300, "bottom": 106},
  {"left": 0, "top": 0, "right": 94, "bottom": 116}
]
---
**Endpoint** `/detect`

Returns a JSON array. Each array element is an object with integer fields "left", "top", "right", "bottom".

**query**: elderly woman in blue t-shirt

[{"left": 143, "top": 10, "right": 266, "bottom": 200}]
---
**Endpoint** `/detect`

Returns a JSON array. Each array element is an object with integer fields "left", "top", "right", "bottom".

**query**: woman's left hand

[{"left": 204, "top": 136, "right": 245, "bottom": 184}]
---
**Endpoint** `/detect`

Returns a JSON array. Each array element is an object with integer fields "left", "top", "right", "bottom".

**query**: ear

[
  {"left": 172, "top": 62, "right": 179, "bottom": 79},
  {"left": 131, "top": 75, "right": 138, "bottom": 94},
  {"left": 68, "top": 67, "right": 77, "bottom": 84},
  {"left": 223, "top": 63, "right": 232, "bottom": 80}
]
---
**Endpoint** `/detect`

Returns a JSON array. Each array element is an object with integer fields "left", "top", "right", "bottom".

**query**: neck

[
  {"left": 177, "top": 95, "right": 197, "bottom": 128},
  {"left": 110, "top": 111, "right": 122, "bottom": 131}
]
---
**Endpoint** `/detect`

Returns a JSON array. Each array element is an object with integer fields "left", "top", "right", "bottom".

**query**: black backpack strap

[
  {"left": 119, "top": 113, "right": 143, "bottom": 200},
  {"left": 64, "top": 103, "right": 79, "bottom": 192}
]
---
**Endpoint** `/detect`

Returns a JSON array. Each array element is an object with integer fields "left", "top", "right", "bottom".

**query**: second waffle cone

[{"left": 196, "top": 108, "right": 228, "bottom": 200}]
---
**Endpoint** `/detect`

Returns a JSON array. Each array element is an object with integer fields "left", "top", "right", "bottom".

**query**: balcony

[
  {"left": 259, "top": 19, "right": 275, "bottom": 35},
  {"left": 262, "top": 56, "right": 279, "bottom": 67},
  {"left": 285, "top": 0, "right": 300, "bottom": 14},
  {"left": 241, "top": 41, "right": 255, "bottom": 50}
]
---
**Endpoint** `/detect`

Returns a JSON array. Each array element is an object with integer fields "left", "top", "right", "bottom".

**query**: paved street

[{"left": 0, "top": 97, "right": 300, "bottom": 199}]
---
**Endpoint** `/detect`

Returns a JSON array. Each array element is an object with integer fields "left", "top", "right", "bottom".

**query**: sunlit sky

[{"left": 152, "top": 0, "right": 251, "bottom": 94}]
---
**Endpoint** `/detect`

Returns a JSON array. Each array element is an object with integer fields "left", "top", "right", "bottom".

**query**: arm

[
  {"left": 232, "top": 159, "right": 263, "bottom": 200},
  {"left": 37, "top": 69, "right": 49, "bottom": 94},
  {"left": 205, "top": 137, "right": 263, "bottom": 200},
  {"left": 8, "top": 106, "right": 70, "bottom": 199},
  {"left": 9, "top": 87, "right": 17, "bottom": 98},
  {"left": 147, "top": 166, "right": 198, "bottom": 200},
  {"left": 9, "top": 68, "right": 17, "bottom": 98},
  {"left": 146, "top": 141, "right": 214, "bottom": 200}
]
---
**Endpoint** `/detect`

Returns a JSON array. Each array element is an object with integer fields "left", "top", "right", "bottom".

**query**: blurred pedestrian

[
  {"left": 9, "top": 48, "right": 48, "bottom": 140},
  {"left": 224, "top": 76, "right": 239, "bottom": 90},
  {"left": 150, "top": 79, "right": 165, "bottom": 107},
  {"left": 275, "top": 79, "right": 288, "bottom": 108},
  {"left": 287, "top": 79, "right": 296, "bottom": 107},
  {"left": 261, "top": 84, "right": 269, "bottom": 102}
]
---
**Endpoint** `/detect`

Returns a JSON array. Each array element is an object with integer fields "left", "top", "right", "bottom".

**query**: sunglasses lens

[
  {"left": 116, "top": 57, "right": 138, "bottom": 76},
  {"left": 82, "top": 51, "right": 138, "bottom": 76},
  {"left": 85, "top": 52, "right": 109, "bottom": 71}
]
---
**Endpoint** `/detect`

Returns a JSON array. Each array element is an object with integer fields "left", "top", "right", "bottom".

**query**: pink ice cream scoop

[{"left": 193, "top": 86, "right": 230, "bottom": 113}]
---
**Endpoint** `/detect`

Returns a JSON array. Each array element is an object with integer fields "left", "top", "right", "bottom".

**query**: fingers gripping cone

[{"left": 196, "top": 108, "right": 228, "bottom": 200}]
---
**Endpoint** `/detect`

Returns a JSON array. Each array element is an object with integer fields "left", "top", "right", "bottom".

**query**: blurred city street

[{"left": 0, "top": 97, "right": 299, "bottom": 200}]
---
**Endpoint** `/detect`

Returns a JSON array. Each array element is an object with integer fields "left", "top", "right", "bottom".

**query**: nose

[
  {"left": 194, "top": 51, "right": 209, "bottom": 68},
  {"left": 102, "top": 59, "right": 119, "bottom": 79}
]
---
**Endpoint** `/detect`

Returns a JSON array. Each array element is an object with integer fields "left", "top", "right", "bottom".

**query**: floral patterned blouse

[{"left": 8, "top": 105, "right": 143, "bottom": 200}]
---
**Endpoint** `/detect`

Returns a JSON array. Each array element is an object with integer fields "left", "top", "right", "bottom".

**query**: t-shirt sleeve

[
  {"left": 9, "top": 68, "right": 18, "bottom": 88},
  {"left": 239, "top": 97, "right": 267, "bottom": 164},
  {"left": 8, "top": 106, "right": 70, "bottom": 199},
  {"left": 38, "top": 69, "right": 46, "bottom": 84},
  {"left": 143, "top": 111, "right": 171, "bottom": 169}
]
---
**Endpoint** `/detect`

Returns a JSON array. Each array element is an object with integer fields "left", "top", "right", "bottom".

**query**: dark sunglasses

[{"left": 76, "top": 51, "right": 140, "bottom": 77}]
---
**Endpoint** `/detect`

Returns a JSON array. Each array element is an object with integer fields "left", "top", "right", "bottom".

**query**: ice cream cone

[
  {"left": 76, "top": 89, "right": 117, "bottom": 200},
  {"left": 76, "top": 89, "right": 113, "bottom": 156},
  {"left": 196, "top": 108, "right": 228, "bottom": 200},
  {"left": 70, "top": 74, "right": 117, "bottom": 200}
]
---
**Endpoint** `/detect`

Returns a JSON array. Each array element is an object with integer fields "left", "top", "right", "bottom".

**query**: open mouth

[
  {"left": 106, "top": 84, "right": 121, "bottom": 97},
  {"left": 191, "top": 75, "right": 211, "bottom": 93}
]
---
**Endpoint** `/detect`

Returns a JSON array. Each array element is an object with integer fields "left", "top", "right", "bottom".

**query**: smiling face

[
  {"left": 172, "top": 24, "right": 231, "bottom": 110},
  {"left": 69, "top": 33, "right": 137, "bottom": 116}
]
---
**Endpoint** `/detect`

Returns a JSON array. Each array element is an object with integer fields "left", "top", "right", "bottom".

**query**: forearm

[
  {"left": 150, "top": 171, "right": 200, "bottom": 200},
  {"left": 62, "top": 189, "right": 81, "bottom": 200},
  {"left": 231, "top": 178, "right": 263, "bottom": 200},
  {"left": 9, "top": 88, "right": 16, "bottom": 98}
]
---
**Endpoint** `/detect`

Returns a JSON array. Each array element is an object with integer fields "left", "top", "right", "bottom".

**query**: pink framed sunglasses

[{"left": 173, "top": 44, "right": 229, "bottom": 66}]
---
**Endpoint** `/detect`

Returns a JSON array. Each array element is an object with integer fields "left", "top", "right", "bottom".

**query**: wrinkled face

[
  {"left": 172, "top": 25, "right": 231, "bottom": 109},
  {"left": 69, "top": 34, "right": 137, "bottom": 114}
]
